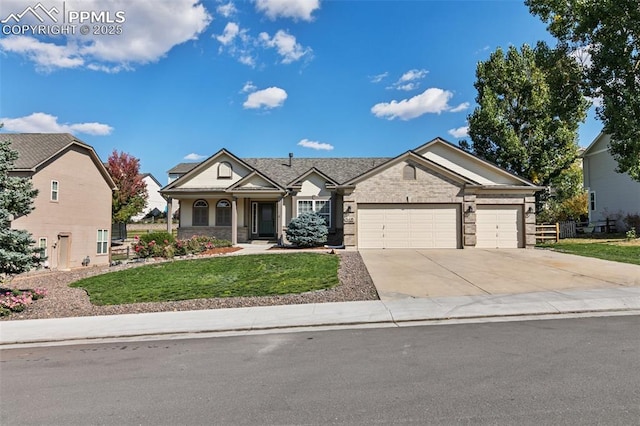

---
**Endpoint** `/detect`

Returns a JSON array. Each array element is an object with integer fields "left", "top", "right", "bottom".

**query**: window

[
  {"left": 297, "top": 199, "right": 331, "bottom": 227},
  {"left": 51, "top": 180, "right": 59, "bottom": 201},
  {"left": 590, "top": 191, "right": 596, "bottom": 211},
  {"left": 193, "top": 200, "right": 209, "bottom": 226},
  {"left": 218, "top": 162, "right": 232, "bottom": 179},
  {"left": 216, "top": 199, "right": 231, "bottom": 226},
  {"left": 403, "top": 164, "right": 416, "bottom": 180},
  {"left": 38, "top": 237, "right": 47, "bottom": 259},
  {"left": 97, "top": 229, "right": 108, "bottom": 254}
]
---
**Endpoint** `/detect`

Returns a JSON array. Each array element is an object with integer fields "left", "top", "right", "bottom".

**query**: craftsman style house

[{"left": 7, "top": 133, "right": 116, "bottom": 269}]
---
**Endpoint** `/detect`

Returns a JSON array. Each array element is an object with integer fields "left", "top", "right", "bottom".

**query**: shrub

[
  {"left": 286, "top": 212, "right": 328, "bottom": 248},
  {"left": 132, "top": 235, "right": 231, "bottom": 258},
  {"left": 623, "top": 213, "right": 640, "bottom": 234}
]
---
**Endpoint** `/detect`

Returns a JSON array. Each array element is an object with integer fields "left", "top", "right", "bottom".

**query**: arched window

[
  {"left": 218, "top": 162, "right": 232, "bottom": 178},
  {"left": 403, "top": 164, "right": 416, "bottom": 180},
  {"left": 216, "top": 199, "right": 231, "bottom": 226},
  {"left": 193, "top": 200, "right": 209, "bottom": 226}
]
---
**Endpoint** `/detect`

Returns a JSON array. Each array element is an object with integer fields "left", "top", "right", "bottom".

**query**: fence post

[
  {"left": 126, "top": 246, "right": 130, "bottom": 259},
  {"left": 555, "top": 222, "right": 560, "bottom": 243}
]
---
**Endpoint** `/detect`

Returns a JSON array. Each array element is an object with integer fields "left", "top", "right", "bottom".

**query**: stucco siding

[
  {"left": 180, "top": 156, "right": 251, "bottom": 189},
  {"left": 11, "top": 146, "right": 112, "bottom": 269}
]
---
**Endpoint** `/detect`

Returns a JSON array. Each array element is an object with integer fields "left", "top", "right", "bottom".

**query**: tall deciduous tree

[
  {"left": 462, "top": 43, "right": 588, "bottom": 192},
  {"left": 106, "top": 150, "right": 147, "bottom": 223},
  {"left": 0, "top": 136, "right": 45, "bottom": 282},
  {"left": 526, "top": 0, "right": 640, "bottom": 181}
]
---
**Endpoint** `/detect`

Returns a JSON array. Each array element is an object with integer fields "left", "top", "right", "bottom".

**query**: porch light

[
  {"left": 466, "top": 205, "right": 474, "bottom": 214},
  {"left": 344, "top": 205, "right": 353, "bottom": 214},
  {"left": 526, "top": 206, "right": 535, "bottom": 216}
]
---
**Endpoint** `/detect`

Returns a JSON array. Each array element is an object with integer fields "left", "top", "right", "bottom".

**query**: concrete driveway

[{"left": 359, "top": 249, "right": 640, "bottom": 300}]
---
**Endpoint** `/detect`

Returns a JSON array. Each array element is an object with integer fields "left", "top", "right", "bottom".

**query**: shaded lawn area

[
  {"left": 71, "top": 253, "right": 340, "bottom": 306},
  {"left": 538, "top": 241, "right": 640, "bottom": 265}
]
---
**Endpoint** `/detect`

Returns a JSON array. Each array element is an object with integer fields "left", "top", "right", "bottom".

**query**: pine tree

[
  {"left": 285, "top": 212, "right": 328, "bottom": 248},
  {"left": 0, "top": 137, "right": 45, "bottom": 284}
]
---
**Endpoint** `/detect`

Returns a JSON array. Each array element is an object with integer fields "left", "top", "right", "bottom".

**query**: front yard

[
  {"left": 538, "top": 235, "right": 640, "bottom": 265},
  {"left": 71, "top": 253, "right": 340, "bottom": 305}
]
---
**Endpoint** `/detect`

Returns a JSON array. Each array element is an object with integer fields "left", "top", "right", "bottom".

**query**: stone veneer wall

[
  {"left": 341, "top": 160, "right": 537, "bottom": 249},
  {"left": 178, "top": 226, "right": 249, "bottom": 243}
]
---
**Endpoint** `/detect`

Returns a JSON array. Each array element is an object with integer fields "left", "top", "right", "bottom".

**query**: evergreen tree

[
  {"left": 0, "top": 136, "right": 45, "bottom": 283},
  {"left": 285, "top": 212, "right": 328, "bottom": 248}
]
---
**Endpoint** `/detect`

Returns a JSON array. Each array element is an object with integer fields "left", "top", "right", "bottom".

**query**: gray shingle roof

[
  {"left": 3, "top": 133, "right": 89, "bottom": 170},
  {"left": 167, "top": 157, "right": 391, "bottom": 186}
]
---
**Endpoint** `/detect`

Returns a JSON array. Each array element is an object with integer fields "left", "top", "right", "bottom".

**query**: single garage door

[
  {"left": 476, "top": 205, "right": 523, "bottom": 248},
  {"left": 358, "top": 204, "right": 460, "bottom": 249}
]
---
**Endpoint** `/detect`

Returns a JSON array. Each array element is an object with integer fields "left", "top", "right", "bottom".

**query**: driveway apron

[{"left": 359, "top": 249, "right": 640, "bottom": 300}]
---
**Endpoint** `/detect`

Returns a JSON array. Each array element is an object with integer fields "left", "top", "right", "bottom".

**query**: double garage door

[
  {"left": 358, "top": 204, "right": 522, "bottom": 249},
  {"left": 358, "top": 204, "right": 460, "bottom": 249}
]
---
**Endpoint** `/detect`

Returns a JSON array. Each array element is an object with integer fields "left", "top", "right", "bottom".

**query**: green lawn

[
  {"left": 71, "top": 253, "right": 340, "bottom": 305},
  {"left": 538, "top": 239, "right": 640, "bottom": 265}
]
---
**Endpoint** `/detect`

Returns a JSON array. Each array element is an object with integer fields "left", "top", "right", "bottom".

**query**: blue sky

[{"left": 0, "top": 0, "right": 602, "bottom": 184}]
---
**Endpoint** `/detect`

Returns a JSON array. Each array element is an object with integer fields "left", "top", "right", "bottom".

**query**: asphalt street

[{"left": 2, "top": 315, "right": 639, "bottom": 425}]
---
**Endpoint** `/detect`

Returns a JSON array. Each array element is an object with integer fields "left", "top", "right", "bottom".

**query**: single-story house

[
  {"left": 7, "top": 133, "right": 116, "bottom": 270},
  {"left": 131, "top": 173, "right": 167, "bottom": 222},
  {"left": 161, "top": 137, "right": 541, "bottom": 249},
  {"left": 582, "top": 133, "right": 640, "bottom": 230}
]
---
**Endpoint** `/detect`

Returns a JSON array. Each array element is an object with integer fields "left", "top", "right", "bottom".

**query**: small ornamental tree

[
  {"left": 0, "top": 136, "right": 45, "bottom": 284},
  {"left": 286, "top": 212, "right": 328, "bottom": 248},
  {"left": 106, "top": 150, "right": 148, "bottom": 223}
]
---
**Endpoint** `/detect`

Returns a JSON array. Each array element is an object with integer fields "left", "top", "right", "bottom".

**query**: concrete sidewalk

[{"left": 2, "top": 287, "right": 639, "bottom": 347}]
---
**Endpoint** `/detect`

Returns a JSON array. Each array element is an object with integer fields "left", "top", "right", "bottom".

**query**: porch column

[
  {"left": 276, "top": 197, "right": 284, "bottom": 243},
  {"left": 166, "top": 198, "right": 172, "bottom": 234},
  {"left": 231, "top": 197, "right": 238, "bottom": 245}
]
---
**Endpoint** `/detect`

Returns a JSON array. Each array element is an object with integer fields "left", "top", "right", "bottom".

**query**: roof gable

[
  {"left": 414, "top": 137, "right": 535, "bottom": 186},
  {"left": 582, "top": 132, "right": 610, "bottom": 157},
  {"left": 5, "top": 133, "right": 116, "bottom": 189},
  {"left": 287, "top": 167, "right": 338, "bottom": 188},
  {"left": 346, "top": 151, "right": 477, "bottom": 186},
  {"left": 227, "top": 170, "right": 284, "bottom": 192},
  {"left": 164, "top": 149, "right": 254, "bottom": 190}
]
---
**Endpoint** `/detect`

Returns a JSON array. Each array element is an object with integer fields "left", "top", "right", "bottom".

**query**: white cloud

[
  {"left": 259, "top": 30, "right": 312, "bottom": 64},
  {"left": 388, "top": 68, "right": 428, "bottom": 91},
  {"left": 0, "top": 36, "right": 84, "bottom": 71},
  {"left": 255, "top": 0, "right": 320, "bottom": 21},
  {"left": 241, "top": 81, "right": 257, "bottom": 93},
  {"left": 184, "top": 153, "right": 206, "bottom": 161},
  {"left": 0, "top": 112, "right": 112, "bottom": 135},
  {"left": 216, "top": 2, "right": 237, "bottom": 18},
  {"left": 370, "top": 72, "right": 388, "bottom": 83},
  {"left": 243, "top": 87, "right": 288, "bottom": 109},
  {"left": 448, "top": 126, "right": 469, "bottom": 138},
  {"left": 399, "top": 68, "right": 428, "bottom": 82},
  {"left": 0, "top": 0, "right": 212, "bottom": 72},
  {"left": 450, "top": 102, "right": 470, "bottom": 113},
  {"left": 371, "top": 88, "right": 453, "bottom": 120},
  {"left": 297, "top": 139, "right": 334, "bottom": 151},
  {"left": 216, "top": 22, "right": 240, "bottom": 45}
]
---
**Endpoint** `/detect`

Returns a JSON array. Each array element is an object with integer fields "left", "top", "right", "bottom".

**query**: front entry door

[
  {"left": 258, "top": 203, "right": 275, "bottom": 237},
  {"left": 58, "top": 234, "right": 70, "bottom": 270}
]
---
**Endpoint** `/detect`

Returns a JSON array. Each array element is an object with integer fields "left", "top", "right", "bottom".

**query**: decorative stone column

[
  {"left": 463, "top": 194, "right": 476, "bottom": 247},
  {"left": 166, "top": 198, "right": 172, "bottom": 234},
  {"left": 524, "top": 196, "right": 536, "bottom": 248}
]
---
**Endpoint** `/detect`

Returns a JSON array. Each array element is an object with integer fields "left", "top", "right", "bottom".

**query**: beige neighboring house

[
  {"left": 582, "top": 133, "right": 640, "bottom": 229},
  {"left": 131, "top": 173, "right": 167, "bottom": 222},
  {"left": 162, "top": 137, "right": 541, "bottom": 249},
  {"left": 7, "top": 133, "right": 116, "bottom": 270}
]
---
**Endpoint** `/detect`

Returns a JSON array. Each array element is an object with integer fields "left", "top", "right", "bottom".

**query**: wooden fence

[{"left": 536, "top": 221, "right": 577, "bottom": 243}]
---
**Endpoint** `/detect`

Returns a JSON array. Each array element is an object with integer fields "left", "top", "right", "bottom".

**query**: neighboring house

[
  {"left": 582, "top": 133, "right": 640, "bottom": 229},
  {"left": 131, "top": 173, "right": 167, "bottom": 222},
  {"left": 161, "top": 137, "right": 541, "bottom": 249},
  {"left": 7, "top": 133, "right": 117, "bottom": 270}
]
